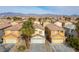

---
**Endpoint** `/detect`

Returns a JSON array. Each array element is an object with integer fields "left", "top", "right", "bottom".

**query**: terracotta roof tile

[
  {"left": 5, "top": 23, "right": 22, "bottom": 31},
  {"left": 46, "top": 24, "right": 64, "bottom": 31},
  {"left": 0, "top": 22, "right": 11, "bottom": 30},
  {"left": 33, "top": 24, "right": 44, "bottom": 30}
]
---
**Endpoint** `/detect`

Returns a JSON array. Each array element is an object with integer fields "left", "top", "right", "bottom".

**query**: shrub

[
  {"left": 17, "top": 45, "right": 26, "bottom": 51},
  {"left": 67, "top": 37, "right": 79, "bottom": 50}
]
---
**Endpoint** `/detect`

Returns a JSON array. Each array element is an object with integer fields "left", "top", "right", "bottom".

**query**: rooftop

[
  {"left": 46, "top": 24, "right": 64, "bottom": 31},
  {"left": 0, "top": 20, "right": 11, "bottom": 29},
  {"left": 5, "top": 23, "right": 22, "bottom": 31},
  {"left": 33, "top": 24, "right": 44, "bottom": 30}
]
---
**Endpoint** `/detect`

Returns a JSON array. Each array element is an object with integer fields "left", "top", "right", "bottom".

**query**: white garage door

[
  {"left": 6, "top": 39, "right": 17, "bottom": 43},
  {"left": 31, "top": 38, "right": 45, "bottom": 43}
]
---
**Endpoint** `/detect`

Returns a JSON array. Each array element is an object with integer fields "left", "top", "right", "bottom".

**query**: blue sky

[{"left": 0, "top": 6, "right": 79, "bottom": 15}]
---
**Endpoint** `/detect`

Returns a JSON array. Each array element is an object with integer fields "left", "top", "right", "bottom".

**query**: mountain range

[{"left": 0, "top": 12, "right": 78, "bottom": 17}]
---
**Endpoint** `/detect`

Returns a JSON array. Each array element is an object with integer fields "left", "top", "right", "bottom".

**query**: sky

[{"left": 0, "top": 6, "right": 79, "bottom": 15}]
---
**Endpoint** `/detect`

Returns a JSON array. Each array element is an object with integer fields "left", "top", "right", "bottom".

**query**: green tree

[
  {"left": 20, "top": 20, "right": 35, "bottom": 49},
  {"left": 17, "top": 45, "right": 26, "bottom": 52},
  {"left": 12, "top": 16, "right": 22, "bottom": 21},
  {"left": 64, "top": 16, "right": 71, "bottom": 21},
  {"left": 6, "top": 17, "right": 11, "bottom": 20},
  {"left": 38, "top": 18, "right": 43, "bottom": 25},
  {"left": 67, "top": 37, "right": 79, "bottom": 50},
  {"left": 28, "top": 17, "right": 36, "bottom": 23},
  {"left": 75, "top": 21, "right": 79, "bottom": 37}
]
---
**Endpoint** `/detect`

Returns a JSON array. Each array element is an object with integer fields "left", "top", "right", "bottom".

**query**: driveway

[
  {"left": 29, "top": 43, "right": 48, "bottom": 52},
  {"left": 0, "top": 44, "right": 14, "bottom": 52},
  {"left": 51, "top": 43, "right": 75, "bottom": 52}
]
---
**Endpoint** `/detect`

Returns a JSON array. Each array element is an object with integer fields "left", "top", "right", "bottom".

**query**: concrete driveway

[{"left": 29, "top": 43, "right": 48, "bottom": 52}]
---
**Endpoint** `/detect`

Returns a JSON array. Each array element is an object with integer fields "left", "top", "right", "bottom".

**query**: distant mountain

[
  {"left": 0, "top": 12, "right": 62, "bottom": 16},
  {"left": 0, "top": 12, "right": 78, "bottom": 17},
  {"left": 0, "top": 13, "right": 54, "bottom": 16},
  {"left": 0, "top": 12, "right": 26, "bottom": 16}
]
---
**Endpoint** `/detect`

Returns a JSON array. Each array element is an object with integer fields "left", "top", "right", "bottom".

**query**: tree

[
  {"left": 76, "top": 21, "right": 79, "bottom": 37},
  {"left": 38, "top": 18, "right": 43, "bottom": 25},
  {"left": 67, "top": 37, "right": 79, "bottom": 51},
  {"left": 20, "top": 20, "right": 35, "bottom": 49},
  {"left": 65, "top": 17, "right": 71, "bottom": 21},
  {"left": 6, "top": 17, "right": 11, "bottom": 20},
  {"left": 12, "top": 17, "right": 22, "bottom": 21},
  {"left": 28, "top": 17, "right": 36, "bottom": 23},
  {"left": 17, "top": 45, "right": 26, "bottom": 52}
]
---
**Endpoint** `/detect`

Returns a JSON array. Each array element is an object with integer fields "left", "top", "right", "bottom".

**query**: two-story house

[
  {"left": 45, "top": 24, "right": 66, "bottom": 44},
  {"left": 3, "top": 22, "right": 22, "bottom": 44},
  {"left": 0, "top": 20, "right": 11, "bottom": 43},
  {"left": 31, "top": 24, "right": 45, "bottom": 44},
  {"left": 64, "top": 21, "right": 77, "bottom": 37}
]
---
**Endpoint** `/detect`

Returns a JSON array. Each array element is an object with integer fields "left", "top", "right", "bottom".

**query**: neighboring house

[
  {"left": 54, "top": 21, "right": 63, "bottom": 27},
  {"left": 43, "top": 21, "right": 51, "bottom": 27},
  {"left": 33, "top": 24, "right": 45, "bottom": 36},
  {"left": 0, "top": 20, "right": 11, "bottom": 29},
  {"left": 45, "top": 24, "right": 66, "bottom": 44},
  {"left": 3, "top": 22, "right": 22, "bottom": 44},
  {"left": 31, "top": 34, "right": 45, "bottom": 44},
  {"left": 42, "top": 18, "right": 52, "bottom": 27},
  {"left": 64, "top": 22, "right": 76, "bottom": 37},
  {"left": 0, "top": 30, "right": 4, "bottom": 43},
  {"left": 3, "top": 33, "right": 20, "bottom": 44},
  {"left": 0, "top": 20, "right": 12, "bottom": 43},
  {"left": 34, "top": 20, "right": 40, "bottom": 25},
  {"left": 31, "top": 24, "right": 45, "bottom": 44}
]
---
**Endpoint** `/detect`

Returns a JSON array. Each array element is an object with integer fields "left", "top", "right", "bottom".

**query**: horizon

[{"left": 0, "top": 6, "right": 79, "bottom": 15}]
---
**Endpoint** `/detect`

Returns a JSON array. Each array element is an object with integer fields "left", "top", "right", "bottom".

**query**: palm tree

[{"left": 20, "top": 20, "right": 35, "bottom": 49}]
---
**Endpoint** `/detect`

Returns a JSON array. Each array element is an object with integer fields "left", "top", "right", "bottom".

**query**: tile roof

[
  {"left": 32, "top": 34, "right": 45, "bottom": 38},
  {"left": 4, "top": 33, "right": 19, "bottom": 38},
  {"left": 46, "top": 24, "right": 64, "bottom": 31},
  {"left": 0, "top": 21, "right": 12, "bottom": 30},
  {"left": 33, "top": 24, "right": 44, "bottom": 30},
  {"left": 5, "top": 23, "right": 22, "bottom": 31}
]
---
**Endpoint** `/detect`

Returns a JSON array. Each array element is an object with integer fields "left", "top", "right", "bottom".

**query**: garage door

[
  {"left": 5, "top": 39, "right": 17, "bottom": 43},
  {"left": 31, "top": 38, "right": 45, "bottom": 43}
]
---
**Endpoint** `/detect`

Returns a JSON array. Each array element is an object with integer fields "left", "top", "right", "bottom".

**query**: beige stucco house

[
  {"left": 54, "top": 21, "right": 63, "bottom": 27},
  {"left": 3, "top": 22, "right": 22, "bottom": 44},
  {"left": 31, "top": 24, "right": 45, "bottom": 43},
  {"left": 45, "top": 24, "right": 66, "bottom": 44}
]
